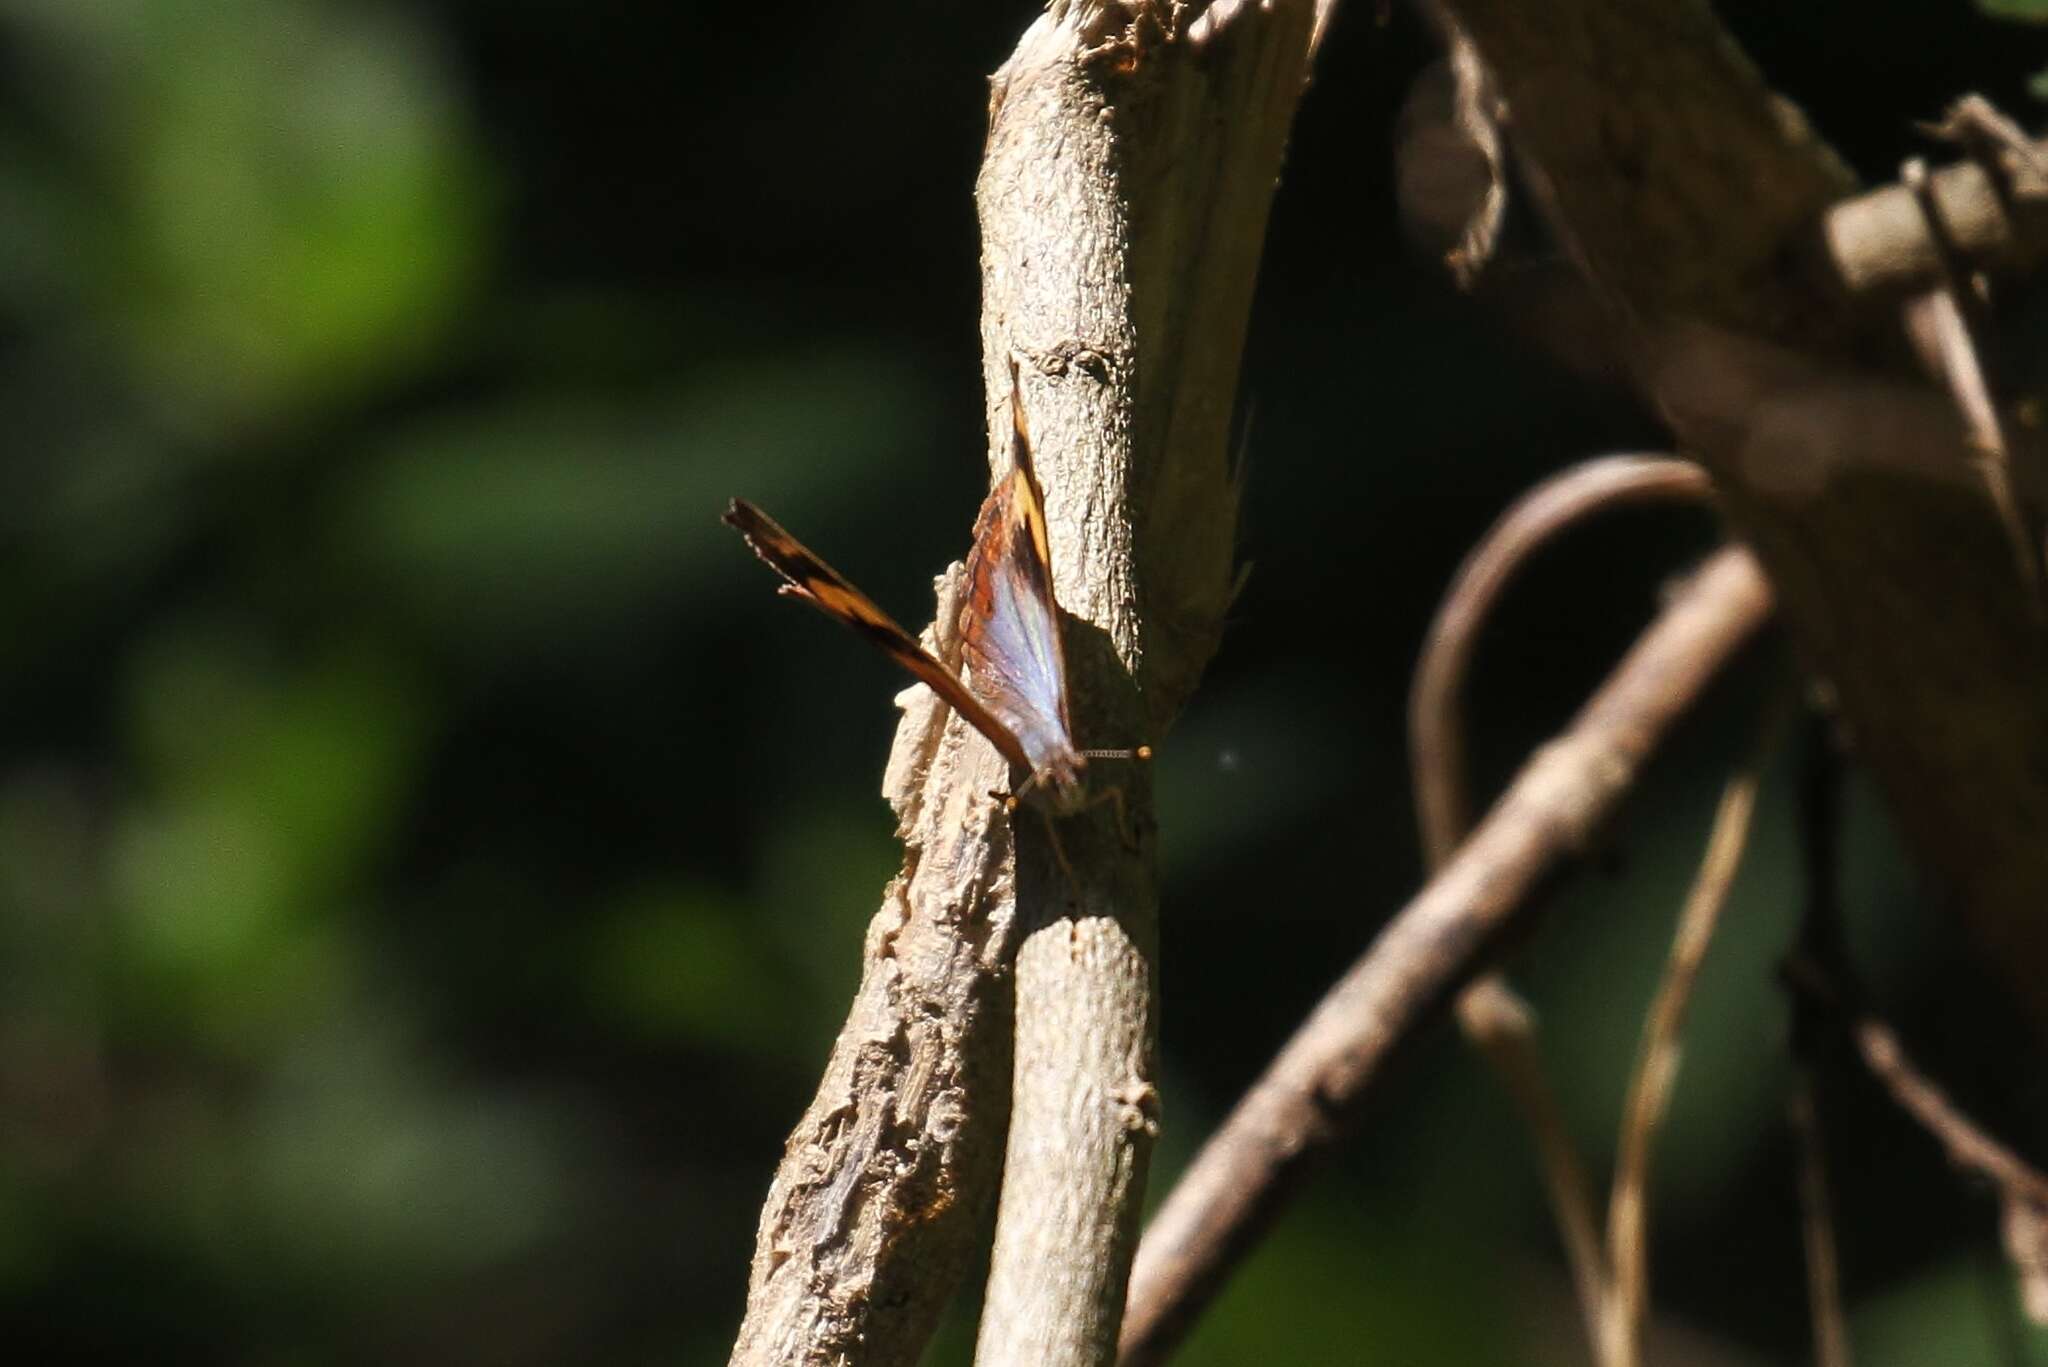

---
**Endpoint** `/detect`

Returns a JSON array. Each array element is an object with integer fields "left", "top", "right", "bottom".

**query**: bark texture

[
  {"left": 730, "top": 2, "right": 1324, "bottom": 1361},
  {"left": 974, "top": 4, "right": 1325, "bottom": 1364}
]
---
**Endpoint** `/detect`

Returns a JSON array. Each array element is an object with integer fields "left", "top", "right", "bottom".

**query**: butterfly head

[{"left": 1014, "top": 743, "right": 1151, "bottom": 819}]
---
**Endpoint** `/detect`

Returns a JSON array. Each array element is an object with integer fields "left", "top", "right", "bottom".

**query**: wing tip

[{"left": 1006, "top": 357, "right": 1033, "bottom": 465}]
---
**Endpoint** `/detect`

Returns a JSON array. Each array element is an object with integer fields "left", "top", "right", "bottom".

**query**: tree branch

[
  {"left": 1787, "top": 1076, "right": 1854, "bottom": 1367},
  {"left": 1602, "top": 693, "right": 1782, "bottom": 1367},
  {"left": 973, "top": 5, "right": 1329, "bottom": 1364},
  {"left": 1440, "top": 0, "right": 2048, "bottom": 1035},
  {"left": 1785, "top": 706, "right": 2048, "bottom": 1335},
  {"left": 1809, "top": 969, "right": 2048, "bottom": 1325},
  {"left": 1408, "top": 452, "right": 1715, "bottom": 1358},
  {"left": 1411, "top": 455, "right": 1717, "bottom": 867},
  {"left": 1121, "top": 546, "right": 1775, "bottom": 1363},
  {"left": 1788, "top": 716, "right": 1856, "bottom": 1367},
  {"left": 730, "top": 2, "right": 1328, "bottom": 1362},
  {"left": 1823, "top": 109, "right": 2048, "bottom": 301}
]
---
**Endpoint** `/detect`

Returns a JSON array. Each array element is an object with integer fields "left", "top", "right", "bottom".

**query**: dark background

[{"left": 1, "top": 0, "right": 2045, "bottom": 1362}]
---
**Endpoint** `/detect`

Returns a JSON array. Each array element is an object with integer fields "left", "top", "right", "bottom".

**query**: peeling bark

[{"left": 728, "top": 2, "right": 1327, "bottom": 1361}]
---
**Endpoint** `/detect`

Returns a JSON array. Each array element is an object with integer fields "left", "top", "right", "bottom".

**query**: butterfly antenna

[{"left": 1082, "top": 745, "right": 1153, "bottom": 762}]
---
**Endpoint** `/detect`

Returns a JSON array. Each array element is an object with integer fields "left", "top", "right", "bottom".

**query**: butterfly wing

[
  {"left": 958, "top": 384, "right": 1081, "bottom": 782},
  {"left": 724, "top": 498, "right": 1033, "bottom": 773}
]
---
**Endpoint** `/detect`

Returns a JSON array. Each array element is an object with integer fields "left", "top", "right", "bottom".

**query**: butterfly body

[{"left": 725, "top": 368, "right": 1137, "bottom": 821}]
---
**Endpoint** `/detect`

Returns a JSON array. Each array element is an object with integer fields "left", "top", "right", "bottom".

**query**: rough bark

[
  {"left": 974, "top": 5, "right": 1327, "bottom": 1364},
  {"left": 729, "top": 2, "right": 1325, "bottom": 1362}
]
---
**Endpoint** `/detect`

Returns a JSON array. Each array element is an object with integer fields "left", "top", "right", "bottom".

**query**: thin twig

[
  {"left": 1788, "top": 1075, "right": 1853, "bottom": 1367},
  {"left": 1845, "top": 1013, "right": 2048, "bottom": 1210},
  {"left": 1919, "top": 96, "right": 2048, "bottom": 192},
  {"left": 1120, "top": 547, "right": 1775, "bottom": 1365},
  {"left": 1898, "top": 156, "right": 2046, "bottom": 614},
  {"left": 1849, "top": 1004, "right": 2048, "bottom": 1327},
  {"left": 1409, "top": 453, "right": 1715, "bottom": 1357},
  {"left": 1411, "top": 455, "right": 1717, "bottom": 866},
  {"left": 1783, "top": 957, "right": 2048, "bottom": 1329},
  {"left": 1453, "top": 978, "right": 1610, "bottom": 1356},
  {"left": 1601, "top": 693, "right": 1785, "bottom": 1367},
  {"left": 1787, "top": 713, "right": 1854, "bottom": 1366},
  {"left": 1787, "top": 704, "right": 2048, "bottom": 1333}
]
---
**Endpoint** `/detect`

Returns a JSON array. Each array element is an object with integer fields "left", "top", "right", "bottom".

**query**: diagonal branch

[
  {"left": 1438, "top": 0, "right": 2048, "bottom": 1036},
  {"left": 1121, "top": 546, "right": 1774, "bottom": 1363},
  {"left": 1409, "top": 452, "right": 1715, "bottom": 1358},
  {"left": 1792, "top": 959, "right": 2048, "bottom": 1326}
]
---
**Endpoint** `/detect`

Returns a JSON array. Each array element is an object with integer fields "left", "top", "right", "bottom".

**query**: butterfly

[{"left": 723, "top": 364, "right": 1147, "bottom": 828}]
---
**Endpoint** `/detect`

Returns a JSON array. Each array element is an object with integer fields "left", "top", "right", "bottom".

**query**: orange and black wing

[{"left": 723, "top": 497, "right": 1032, "bottom": 772}]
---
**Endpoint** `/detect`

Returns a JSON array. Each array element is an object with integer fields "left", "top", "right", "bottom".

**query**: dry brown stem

[
  {"left": 1601, "top": 697, "right": 1781, "bottom": 1367},
  {"left": 1837, "top": 1001, "right": 2048, "bottom": 1325},
  {"left": 1844, "top": 1013, "right": 2048, "bottom": 1210},
  {"left": 1896, "top": 153, "right": 2046, "bottom": 615},
  {"left": 1411, "top": 456, "right": 1718, "bottom": 867},
  {"left": 1120, "top": 546, "right": 1774, "bottom": 1363},
  {"left": 1408, "top": 452, "right": 1716, "bottom": 1357},
  {"left": 1788, "top": 1076, "right": 1853, "bottom": 1367}
]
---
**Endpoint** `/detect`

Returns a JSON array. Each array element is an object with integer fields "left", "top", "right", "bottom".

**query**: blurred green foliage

[{"left": 1, "top": 0, "right": 2046, "bottom": 1362}]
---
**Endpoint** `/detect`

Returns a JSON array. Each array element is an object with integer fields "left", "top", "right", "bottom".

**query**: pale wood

[
  {"left": 973, "top": 4, "right": 1327, "bottom": 1365},
  {"left": 725, "top": 632, "right": 1020, "bottom": 1367},
  {"left": 728, "top": 1, "right": 1325, "bottom": 1361}
]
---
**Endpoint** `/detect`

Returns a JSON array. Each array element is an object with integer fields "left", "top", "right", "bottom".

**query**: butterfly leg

[
  {"left": 1036, "top": 808, "right": 1084, "bottom": 904},
  {"left": 990, "top": 789, "right": 1085, "bottom": 904},
  {"left": 1001, "top": 782, "right": 1140, "bottom": 853},
  {"left": 1080, "top": 783, "right": 1141, "bottom": 853}
]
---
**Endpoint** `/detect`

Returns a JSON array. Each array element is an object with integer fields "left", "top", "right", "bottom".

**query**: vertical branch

[
  {"left": 1788, "top": 716, "right": 1855, "bottom": 1367},
  {"left": 1787, "top": 711, "right": 2048, "bottom": 1333},
  {"left": 1601, "top": 696, "right": 1782, "bottom": 1367},
  {"left": 1788, "top": 1077, "right": 1853, "bottom": 1367},
  {"left": 972, "top": 3, "right": 1331, "bottom": 1364},
  {"left": 730, "top": 0, "right": 1326, "bottom": 1354}
]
